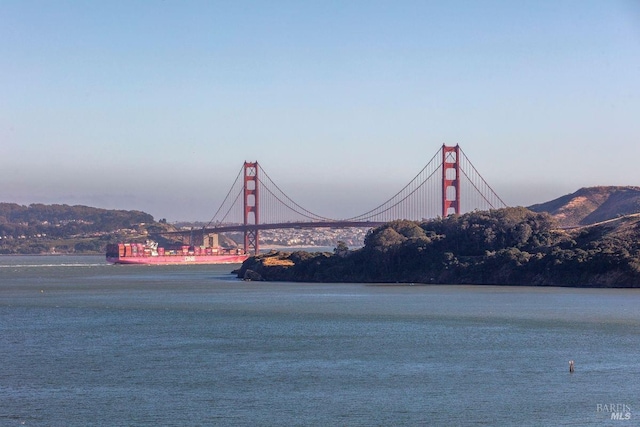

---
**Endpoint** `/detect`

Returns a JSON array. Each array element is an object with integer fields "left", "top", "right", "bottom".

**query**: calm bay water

[{"left": 0, "top": 255, "right": 638, "bottom": 426}]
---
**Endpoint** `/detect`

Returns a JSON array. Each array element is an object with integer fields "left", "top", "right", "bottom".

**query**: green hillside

[{"left": 0, "top": 203, "right": 171, "bottom": 254}]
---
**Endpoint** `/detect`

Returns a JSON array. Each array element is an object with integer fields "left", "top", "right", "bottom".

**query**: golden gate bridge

[{"left": 162, "top": 144, "right": 506, "bottom": 254}]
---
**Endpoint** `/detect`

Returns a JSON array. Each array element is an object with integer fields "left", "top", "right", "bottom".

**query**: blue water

[{"left": 0, "top": 255, "right": 638, "bottom": 426}]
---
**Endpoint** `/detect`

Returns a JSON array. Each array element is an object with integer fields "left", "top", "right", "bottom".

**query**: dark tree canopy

[{"left": 237, "top": 207, "right": 640, "bottom": 288}]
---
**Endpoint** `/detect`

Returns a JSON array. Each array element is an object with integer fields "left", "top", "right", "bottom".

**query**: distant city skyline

[{"left": 2, "top": 1, "right": 639, "bottom": 221}]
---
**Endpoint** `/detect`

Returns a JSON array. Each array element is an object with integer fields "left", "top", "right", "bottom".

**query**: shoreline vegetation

[{"left": 236, "top": 207, "right": 640, "bottom": 288}]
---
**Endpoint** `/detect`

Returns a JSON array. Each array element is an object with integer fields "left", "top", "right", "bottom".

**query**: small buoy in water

[
  {"left": 40, "top": 289, "right": 44, "bottom": 293},
  {"left": 569, "top": 360, "right": 575, "bottom": 373}
]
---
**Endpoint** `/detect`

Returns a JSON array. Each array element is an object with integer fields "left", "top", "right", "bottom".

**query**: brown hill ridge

[{"left": 528, "top": 186, "right": 640, "bottom": 228}]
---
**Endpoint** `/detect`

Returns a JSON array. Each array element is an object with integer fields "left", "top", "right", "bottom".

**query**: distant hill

[
  {"left": 0, "top": 203, "right": 155, "bottom": 231},
  {"left": 0, "top": 203, "right": 245, "bottom": 255},
  {"left": 0, "top": 203, "right": 170, "bottom": 254},
  {"left": 528, "top": 186, "right": 640, "bottom": 227}
]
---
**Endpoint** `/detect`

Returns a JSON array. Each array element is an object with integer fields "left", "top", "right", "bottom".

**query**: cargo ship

[{"left": 106, "top": 240, "right": 249, "bottom": 265}]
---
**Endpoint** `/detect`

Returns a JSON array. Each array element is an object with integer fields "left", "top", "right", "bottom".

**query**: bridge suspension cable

[
  {"left": 258, "top": 166, "right": 334, "bottom": 223},
  {"left": 345, "top": 149, "right": 443, "bottom": 222},
  {"left": 205, "top": 165, "right": 245, "bottom": 228},
  {"left": 457, "top": 146, "right": 507, "bottom": 211}
]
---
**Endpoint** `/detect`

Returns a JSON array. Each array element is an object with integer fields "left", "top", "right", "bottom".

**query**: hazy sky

[{"left": 2, "top": 0, "right": 639, "bottom": 221}]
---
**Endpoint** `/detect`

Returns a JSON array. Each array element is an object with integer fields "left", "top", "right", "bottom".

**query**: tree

[{"left": 334, "top": 241, "right": 349, "bottom": 258}]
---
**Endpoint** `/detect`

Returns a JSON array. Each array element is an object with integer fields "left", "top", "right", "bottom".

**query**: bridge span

[
  {"left": 198, "top": 221, "right": 387, "bottom": 234},
  {"left": 156, "top": 144, "right": 506, "bottom": 254}
]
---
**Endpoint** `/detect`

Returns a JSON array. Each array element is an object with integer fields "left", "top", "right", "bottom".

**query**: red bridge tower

[
  {"left": 243, "top": 162, "right": 259, "bottom": 255},
  {"left": 442, "top": 144, "right": 460, "bottom": 217}
]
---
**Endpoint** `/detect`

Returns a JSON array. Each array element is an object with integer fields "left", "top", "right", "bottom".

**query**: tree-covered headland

[
  {"left": 237, "top": 207, "right": 640, "bottom": 287},
  {"left": 0, "top": 203, "right": 166, "bottom": 254}
]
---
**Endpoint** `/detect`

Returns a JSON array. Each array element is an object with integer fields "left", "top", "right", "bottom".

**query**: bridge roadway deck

[{"left": 157, "top": 221, "right": 387, "bottom": 236}]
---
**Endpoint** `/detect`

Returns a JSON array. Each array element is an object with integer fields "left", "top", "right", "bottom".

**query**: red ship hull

[
  {"left": 106, "top": 254, "right": 248, "bottom": 265},
  {"left": 106, "top": 242, "right": 248, "bottom": 265}
]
